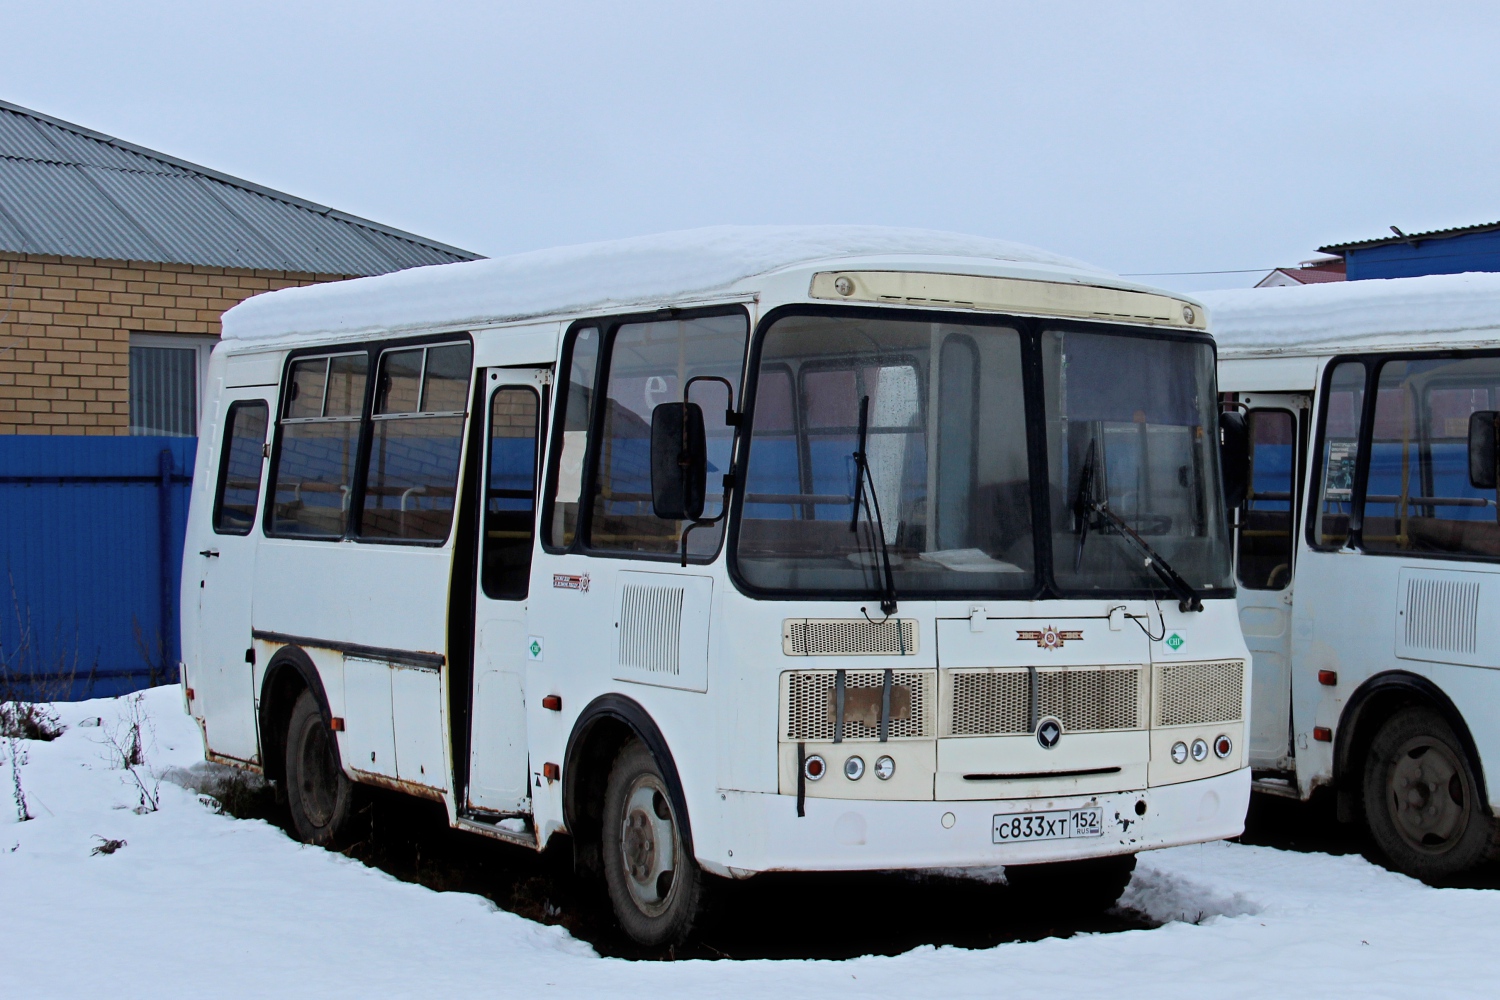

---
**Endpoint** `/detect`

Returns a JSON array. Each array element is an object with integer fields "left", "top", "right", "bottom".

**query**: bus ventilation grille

[
  {"left": 617, "top": 583, "right": 685, "bottom": 675},
  {"left": 782, "top": 618, "right": 918, "bottom": 656},
  {"left": 784, "top": 670, "right": 931, "bottom": 740},
  {"left": 1403, "top": 576, "right": 1480, "bottom": 655},
  {"left": 1155, "top": 660, "right": 1244, "bottom": 727},
  {"left": 945, "top": 666, "right": 1142, "bottom": 736}
]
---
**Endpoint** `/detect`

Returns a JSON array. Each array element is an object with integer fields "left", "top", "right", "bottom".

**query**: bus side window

[
  {"left": 483, "top": 387, "right": 540, "bottom": 598},
  {"left": 1363, "top": 354, "right": 1500, "bottom": 558},
  {"left": 1312, "top": 361, "right": 1367, "bottom": 548},
  {"left": 212, "top": 400, "right": 269, "bottom": 535},
  {"left": 1237, "top": 408, "right": 1294, "bottom": 589},
  {"left": 359, "top": 342, "right": 473, "bottom": 542},
  {"left": 545, "top": 327, "right": 600, "bottom": 549},
  {"left": 270, "top": 353, "right": 368, "bottom": 538}
]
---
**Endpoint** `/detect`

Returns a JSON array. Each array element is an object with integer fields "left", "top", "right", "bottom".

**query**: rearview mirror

[
  {"left": 1469, "top": 411, "right": 1499, "bottom": 489},
  {"left": 651, "top": 401, "right": 707, "bottom": 521},
  {"left": 1219, "top": 410, "right": 1248, "bottom": 509}
]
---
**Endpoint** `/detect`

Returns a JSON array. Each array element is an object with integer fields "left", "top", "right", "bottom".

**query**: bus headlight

[
  {"left": 874, "top": 755, "right": 895, "bottom": 780},
  {"left": 1171, "top": 741, "right": 1188, "bottom": 764},
  {"left": 1190, "top": 738, "right": 1209, "bottom": 762},
  {"left": 844, "top": 755, "right": 865, "bottom": 780}
]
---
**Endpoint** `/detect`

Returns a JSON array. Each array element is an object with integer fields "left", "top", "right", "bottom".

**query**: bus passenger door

[
  {"left": 468, "top": 371, "right": 547, "bottom": 815},
  {"left": 195, "top": 389, "right": 272, "bottom": 763},
  {"left": 1234, "top": 397, "right": 1307, "bottom": 770}
]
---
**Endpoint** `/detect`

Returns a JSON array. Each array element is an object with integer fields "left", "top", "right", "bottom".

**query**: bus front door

[
  {"left": 1234, "top": 396, "right": 1308, "bottom": 771},
  {"left": 467, "top": 371, "right": 547, "bottom": 815}
]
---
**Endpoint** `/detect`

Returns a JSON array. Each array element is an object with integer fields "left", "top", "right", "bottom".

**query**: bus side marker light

[
  {"left": 1318, "top": 670, "right": 1338, "bottom": 686},
  {"left": 1313, "top": 727, "right": 1332, "bottom": 742},
  {"left": 542, "top": 762, "right": 561, "bottom": 783},
  {"left": 184, "top": 687, "right": 195, "bottom": 702},
  {"left": 329, "top": 717, "right": 345, "bottom": 732},
  {"left": 541, "top": 695, "right": 562, "bottom": 711}
]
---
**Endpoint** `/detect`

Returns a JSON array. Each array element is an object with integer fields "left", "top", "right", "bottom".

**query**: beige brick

[
  {"left": 62, "top": 363, "right": 98, "bottom": 377},
  {"left": 24, "top": 274, "right": 60, "bottom": 289},
  {"left": 76, "top": 289, "right": 110, "bottom": 304},
  {"left": 51, "top": 400, "right": 83, "bottom": 413},
  {"left": 16, "top": 374, "right": 49, "bottom": 387},
  {"left": 33, "top": 362, "right": 62, "bottom": 375},
  {"left": 131, "top": 306, "right": 164, "bottom": 320},
  {"left": 0, "top": 386, "right": 34, "bottom": 399},
  {"left": 42, "top": 263, "right": 77, "bottom": 278}
]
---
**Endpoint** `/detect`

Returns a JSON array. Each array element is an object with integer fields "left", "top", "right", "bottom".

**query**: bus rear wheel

[
  {"left": 1362, "top": 706, "right": 1498, "bottom": 881},
  {"left": 284, "top": 689, "right": 355, "bottom": 848},
  {"left": 601, "top": 739, "right": 705, "bottom": 947}
]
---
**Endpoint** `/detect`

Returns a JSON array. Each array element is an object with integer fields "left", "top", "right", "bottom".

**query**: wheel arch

[
  {"left": 563, "top": 694, "right": 694, "bottom": 876},
  {"left": 1334, "top": 669, "right": 1489, "bottom": 820},
  {"left": 258, "top": 644, "right": 336, "bottom": 787}
]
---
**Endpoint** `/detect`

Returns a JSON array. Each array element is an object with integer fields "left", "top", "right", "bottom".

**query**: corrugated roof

[
  {"left": 0, "top": 99, "right": 481, "bottom": 275},
  {"left": 1320, "top": 220, "right": 1500, "bottom": 254}
]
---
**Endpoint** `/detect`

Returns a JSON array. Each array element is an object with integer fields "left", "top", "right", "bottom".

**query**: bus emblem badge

[
  {"left": 1036, "top": 717, "right": 1063, "bottom": 749},
  {"left": 1016, "top": 625, "right": 1081, "bottom": 650}
]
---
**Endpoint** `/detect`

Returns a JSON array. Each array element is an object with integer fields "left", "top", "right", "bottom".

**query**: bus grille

[
  {"left": 784, "top": 670, "right": 931, "bottom": 740},
  {"left": 782, "top": 618, "right": 918, "bottom": 655},
  {"left": 1155, "top": 660, "right": 1245, "bottom": 727},
  {"left": 945, "top": 666, "right": 1143, "bottom": 736}
]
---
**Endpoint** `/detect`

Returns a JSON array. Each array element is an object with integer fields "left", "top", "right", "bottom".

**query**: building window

[{"left": 129, "top": 334, "right": 215, "bottom": 437}]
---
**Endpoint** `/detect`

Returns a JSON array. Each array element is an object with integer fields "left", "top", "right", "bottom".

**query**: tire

[
  {"left": 1004, "top": 853, "right": 1137, "bottom": 912},
  {"left": 601, "top": 739, "right": 705, "bottom": 947},
  {"left": 284, "top": 689, "right": 356, "bottom": 848},
  {"left": 1362, "top": 706, "right": 1499, "bottom": 881}
]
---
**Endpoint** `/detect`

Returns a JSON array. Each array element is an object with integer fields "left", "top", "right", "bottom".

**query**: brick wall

[{"left": 0, "top": 253, "right": 348, "bottom": 435}]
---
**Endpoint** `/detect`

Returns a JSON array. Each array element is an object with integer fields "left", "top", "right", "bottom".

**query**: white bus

[
  {"left": 1209, "top": 272, "right": 1500, "bottom": 880},
  {"left": 182, "top": 227, "right": 1251, "bottom": 945}
]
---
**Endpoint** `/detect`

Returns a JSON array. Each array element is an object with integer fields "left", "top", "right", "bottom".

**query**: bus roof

[
  {"left": 1201, "top": 272, "right": 1500, "bottom": 358},
  {"left": 220, "top": 225, "right": 1150, "bottom": 345}
]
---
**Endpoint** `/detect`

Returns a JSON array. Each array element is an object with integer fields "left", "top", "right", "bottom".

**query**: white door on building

[
  {"left": 468, "top": 370, "right": 548, "bottom": 815},
  {"left": 1235, "top": 395, "right": 1309, "bottom": 770},
  {"left": 194, "top": 387, "right": 271, "bottom": 763}
]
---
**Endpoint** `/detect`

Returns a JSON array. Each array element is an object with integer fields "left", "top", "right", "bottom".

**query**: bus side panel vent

[
  {"left": 782, "top": 618, "right": 918, "bottom": 656},
  {"left": 618, "top": 583, "right": 684, "bottom": 675},
  {"left": 613, "top": 571, "right": 713, "bottom": 692},
  {"left": 1402, "top": 573, "right": 1480, "bottom": 657},
  {"left": 1155, "top": 660, "right": 1244, "bottom": 728}
]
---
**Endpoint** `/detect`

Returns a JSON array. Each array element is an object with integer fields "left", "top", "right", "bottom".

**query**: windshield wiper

[
  {"left": 1072, "top": 438, "right": 1203, "bottom": 612},
  {"left": 849, "top": 395, "right": 898, "bottom": 615}
]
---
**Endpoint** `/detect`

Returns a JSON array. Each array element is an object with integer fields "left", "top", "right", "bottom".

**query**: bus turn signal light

[
  {"left": 541, "top": 695, "right": 562, "bottom": 711},
  {"left": 329, "top": 717, "right": 345, "bottom": 732},
  {"left": 1318, "top": 670, "right": 1338, "bottom": 686},
  {"left": 1313, "top": 727, "right": 1332, "bottom": 742},
  {"left": 542, "top": 762, "right": 561, "bottom": 782}
]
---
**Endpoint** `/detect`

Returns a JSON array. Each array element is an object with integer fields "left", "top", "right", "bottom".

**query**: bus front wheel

[
  {"left": 284, "top": 689, "right": 355, "bottom": 848},
  {"left": 1362, "top": 706, "right": 1499, "bottom": 881},
  {"left": 601, "top": 739, "right": 705, "bottom": 947}
]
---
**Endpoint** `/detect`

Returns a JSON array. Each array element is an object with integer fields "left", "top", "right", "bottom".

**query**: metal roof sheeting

[
  {"left": 1320, "top": 220, "right": 1500, "bottom": 254},
  {"left": 0, "top": 100, "right": 480, "bottom": 275}
]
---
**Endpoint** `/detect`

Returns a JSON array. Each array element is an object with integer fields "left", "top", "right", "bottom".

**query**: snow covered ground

[{"left": 4, "top": 686, "right": 1498, "bottom": 998}]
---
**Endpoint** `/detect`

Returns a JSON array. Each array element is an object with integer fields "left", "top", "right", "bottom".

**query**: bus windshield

[{"left": 732, "top": 311, "right": 1231, "bottom": 599}]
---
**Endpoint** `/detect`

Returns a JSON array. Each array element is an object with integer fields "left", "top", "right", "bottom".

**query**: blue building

[{"left": 1320, "top": 221, "right": 1500, "bottom": 280}]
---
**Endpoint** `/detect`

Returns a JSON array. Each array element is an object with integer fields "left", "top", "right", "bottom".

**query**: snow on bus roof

[
  {"left": 221, "top": 225, "right": 1116, "bottom": 343},
  {"left": 1201, "top": 271, "right": 1500, "bottom": 356}
]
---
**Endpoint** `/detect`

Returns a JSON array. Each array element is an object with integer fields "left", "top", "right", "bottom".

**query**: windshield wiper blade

[
  {"left": 1085, "top": 496, "right": 1203, "bottom": 613},
  {"left": 849, "top": 395, "right": 898, "bottom": 615},
  {"left": 1072, "top": 439, "right": 1098, "bottom": 572}
]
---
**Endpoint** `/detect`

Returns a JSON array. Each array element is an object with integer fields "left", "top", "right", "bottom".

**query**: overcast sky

[{"left": 2, "top": 2, "right": 1497, "bottom": 292}]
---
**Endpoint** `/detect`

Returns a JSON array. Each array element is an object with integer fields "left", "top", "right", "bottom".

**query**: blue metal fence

[{"left": 0, "top": 436, "right": 195, "bottom": 701}]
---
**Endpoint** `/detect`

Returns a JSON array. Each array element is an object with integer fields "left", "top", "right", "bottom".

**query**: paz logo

[
  {"left": 527, "top": 636, "right": 544, "bottom": 661},
  {"left": 1165, "top": 632, "right": 1185, "bottom": 652}
]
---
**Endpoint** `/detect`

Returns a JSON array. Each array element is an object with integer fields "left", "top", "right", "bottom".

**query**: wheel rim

[
  {"left": 1386, "top": 735, "right": 1471, "bottom": 854},
  {"left": 298, "top": 717, "right": 338, "bottom": 829},
  {"left": 619, "top": 774, "right": 678, "bottom": 917}
]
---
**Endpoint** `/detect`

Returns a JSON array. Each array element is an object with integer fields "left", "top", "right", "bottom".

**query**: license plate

[{"left": 992, "top": 807, "right": 1103, "bottom": 843}]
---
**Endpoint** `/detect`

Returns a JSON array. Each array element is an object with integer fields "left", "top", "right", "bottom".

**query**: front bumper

[{"left": 703, "top": 766, "right": 1249, "bottom": 875}]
